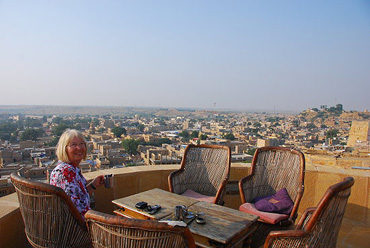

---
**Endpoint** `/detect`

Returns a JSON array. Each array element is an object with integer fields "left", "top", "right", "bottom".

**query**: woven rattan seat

[
  {"left": 85, "top": 210, "right": 196, "bottom": 248},
  {"left": 264, "top": 177, "right": 354, "bottom": 248},
  {"left": 168, "top": 144, "right": 231, "bottom": 205},
  {"left": 10, "top": 172, "right": 91, "bottom": 248},
  {"left": 239, "top": 146, "right": 305, "bottom": 247}
]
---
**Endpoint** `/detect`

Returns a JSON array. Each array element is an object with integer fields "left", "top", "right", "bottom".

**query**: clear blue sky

[{"left": 1, "top": 1, "right": 369, "bottom": 112}]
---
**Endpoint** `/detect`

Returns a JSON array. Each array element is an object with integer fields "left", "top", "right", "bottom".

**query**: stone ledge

[
  {"left": 0, "top": 193, "right": 19, "bottom": 219},
  {"left": 306, "top": 164, "right": 370, "bottom": 177}
]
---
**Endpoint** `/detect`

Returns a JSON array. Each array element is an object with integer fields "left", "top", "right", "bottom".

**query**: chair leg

[
  {"left": 250, "top": 222, "right": 290, "bottom": 248},
  {"left": 242, "top": 232, "right": 254, "bottom": 248}
]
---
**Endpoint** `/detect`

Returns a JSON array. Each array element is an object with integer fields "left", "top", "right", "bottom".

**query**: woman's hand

[
  {"left": 92, "top": 175, "right": 105, "bottom": 188},
  {"left": 88, "top": 175, "right": 105, "bottom": 192}
]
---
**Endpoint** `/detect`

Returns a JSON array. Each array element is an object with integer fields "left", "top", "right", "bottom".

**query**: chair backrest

[
  {"left": 264, "top": 177, "right": 354, "bottom": 248},
  {"left": 240, "top": 146, "right": 305, "bottom": 220},
  {"left": 168, "top": 144, "right": 231, "bottom": 204},
  {"left": 85, "top": 210, "right": 196, "bottom": 248},
  {"left": 10, "top": 172, "right": 91, "bottom": 248},
  {"left": 299, "top": 176, "right": 354, "bottom": 247}
]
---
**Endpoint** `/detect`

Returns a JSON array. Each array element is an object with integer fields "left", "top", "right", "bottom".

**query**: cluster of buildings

[{"left": 1, "top": 108, "right": 369, "bottom": 197}]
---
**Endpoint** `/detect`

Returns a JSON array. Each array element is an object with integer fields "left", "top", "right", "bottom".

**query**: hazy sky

[{"left": 1, "top": 1, "right": 369, "bottom": 112}]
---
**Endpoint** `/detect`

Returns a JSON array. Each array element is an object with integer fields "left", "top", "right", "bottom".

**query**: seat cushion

[
  {"left": 239, "top": 203, "right": 289, "bottom": 224},
  {"left": 181, "top": 189, "right": 215, "bottom": 203},
  {"left": 253, "top": 188, "right": 294, "bottom": 215}
]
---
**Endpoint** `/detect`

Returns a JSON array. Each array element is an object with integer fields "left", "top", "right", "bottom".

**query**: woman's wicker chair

[
  {"left": 239, "top": 147, "right": 305, "bottom": 247},
  {"left": 10, "top": 172, "right": 91, "bottom": 248},
  {"left": 264, "top": 177, "right": 354, "bottom": 248},
  {"left": 168, "top": 144, "right": 231, "bottom": 205},
  {"left": 85, "top": 210, "right": 196, "bottom": 248}
]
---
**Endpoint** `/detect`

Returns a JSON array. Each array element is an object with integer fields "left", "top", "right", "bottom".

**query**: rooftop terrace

[{"left": 1, "top": 163, "right": 369, "bottom": 247}]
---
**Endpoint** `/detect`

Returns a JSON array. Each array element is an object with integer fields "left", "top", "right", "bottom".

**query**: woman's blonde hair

[{"left": 56, "top": 129, "right": 87, "bottom": 163}]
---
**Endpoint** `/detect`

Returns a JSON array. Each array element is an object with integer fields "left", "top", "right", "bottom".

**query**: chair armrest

[
  {"left": 214, "top": 178, "right": 229, "bottom": 205},
  {"left": 263, "top": 229, "right": 308, "bottom": 248},
  {"left": 296, "top": 207, "right": 316, "bottom": 229},
  {"left": 239, "top": 174, "right": 255, "bottom": 203},
  {"left": 168, "top": 169, "right": 186, "bottom": 193}
]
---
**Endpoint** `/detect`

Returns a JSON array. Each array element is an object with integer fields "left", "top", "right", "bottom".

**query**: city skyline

[
  {"left": 1, "top": 1, "right": 369, "bottom": 112},
  {"left": 0, "top": 102, "right": 356, "bottom": 116}
]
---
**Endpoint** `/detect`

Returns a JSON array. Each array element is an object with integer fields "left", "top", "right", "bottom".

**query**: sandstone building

[{"left": 347, "top": 121, "right": 370, "bottom": 147}]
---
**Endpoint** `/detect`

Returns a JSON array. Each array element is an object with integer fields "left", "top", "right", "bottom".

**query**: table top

[
  {"left": 188, "top": 200, "right": 258, "bottom": 244},
  {"left": 112, "top": 188, "right": 258, "bottom": 247},
  {"left": 113, "top": 188, "right": 199, "bottom": 220}
]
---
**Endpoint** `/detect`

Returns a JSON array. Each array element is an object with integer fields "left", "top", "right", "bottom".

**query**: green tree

[
  {"left": 112, "top": 127, "right": 127, "bottom": 138},
  {"left": 24, "top": 118, "right": 43, "bottom": 128},
  {"left": 179, "top": 130, "right": 190, "bottom": 139},
  {"left": 46, "top": 136, "right": 60, "bottom": 146},
  {"left": 137, "top": 124, "right": 145, "bottom": 132},
  {"left": 336, "top": 104, "right": 343, "bottom": 112},
  {"left": 224, "top": 133, "right": 235, "bottom": 140},
  {"left": 199, "top": 134, "right": 208, "bottom": 140},
  {"left": 52, "top": 117, "right": 64, "bottom": 124},
  {"left": 247, "top": 147, "right": 257, "bottom": 155},
  {"left": 74, "top": 117, "right": 92, "bottom": 124},
  {"left": 20, "top": 128, "right": 45, "bottom": 141},
  {"left": 306, "top": 123, "right": 316, "bottom": 129},
  {"left": 52, "top": 123, "right": 72, "bottom": 136},
  {"left": 328, "top": 104, "right": 343, "bottom": 115},
  {"left": 125, "top": 163, "right": 138, "bottom": 167},
  {"left": 326, "top": 129, "right": 339, "bottom": 139},
  {"left": 93, "top": 119, "right": 100, "bottom": 126},
  {"left": 190, "top": 131, "right": 199, "bottom": 139},
  {"left": 0, "top": 122, "right": 18, "bottom": 141},
  {"left": 147, "top": 138, "right": 172, "bottom": 147},
  {"left": 122, "top": 139, "right": 139, "bottom": 155}
]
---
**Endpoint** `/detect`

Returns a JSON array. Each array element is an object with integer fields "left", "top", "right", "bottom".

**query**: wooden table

[{"left": 112, "top": 188, "right": 258, "bottom": 248}]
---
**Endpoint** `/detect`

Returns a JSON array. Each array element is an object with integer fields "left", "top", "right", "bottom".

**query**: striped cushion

[
  {"left": 181, "top": 189, "right": 215, "bottom": 203},
  {"left": 239, "top": 203, "right": 289, "bottom": 224}
]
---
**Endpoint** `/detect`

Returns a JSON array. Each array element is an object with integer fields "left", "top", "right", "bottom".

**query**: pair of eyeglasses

[{"left": 68, "top": 142, "right": 86, "bottom": 148}]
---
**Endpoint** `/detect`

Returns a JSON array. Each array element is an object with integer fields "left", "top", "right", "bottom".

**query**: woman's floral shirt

[{"left": 50, "top": 161, "right": 90, "bottom": 218}]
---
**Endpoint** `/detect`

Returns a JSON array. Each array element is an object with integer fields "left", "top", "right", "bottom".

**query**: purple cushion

[
  {"left": 239, "top": 203, "right": 289, "bottom": 224},
  {"left": 253, "top": 188, "right": 294, "bottom": 215}
]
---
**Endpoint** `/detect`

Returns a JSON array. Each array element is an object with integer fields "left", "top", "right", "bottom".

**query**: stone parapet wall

[
  {"left": 305, "top": 153, "right": 370, "bottom": 169},
  {"left": 0, "top": 193, "right": 27, "bottom": 247},
  {"left": 302, "top": 164, "right": 370, "bottom": 225}
]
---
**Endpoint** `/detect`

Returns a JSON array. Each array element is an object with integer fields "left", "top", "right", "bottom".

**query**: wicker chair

[
  {"left": 239, "top": 147, "right": 305, "bottom": 247},
  {"left": 168, "top": 144, "right": 231, "bottom": 205},
  {"left": 85, "top": 210, "right": 196, "bottom": 248},
  {"left": 10, "top": 172, "right": 91, "bottom": 248},
  {"left": 264, "top": 177, "right": 354, "bottom": 248}
]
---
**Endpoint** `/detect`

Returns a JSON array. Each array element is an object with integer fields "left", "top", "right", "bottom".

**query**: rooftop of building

[{"left": 0, "top": 163, "right": 369, "bottom": 247}]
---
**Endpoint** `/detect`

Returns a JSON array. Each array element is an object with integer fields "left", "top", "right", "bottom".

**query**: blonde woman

[{"left": 50, "top": 129, "right": 104, "bottom": 218}]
